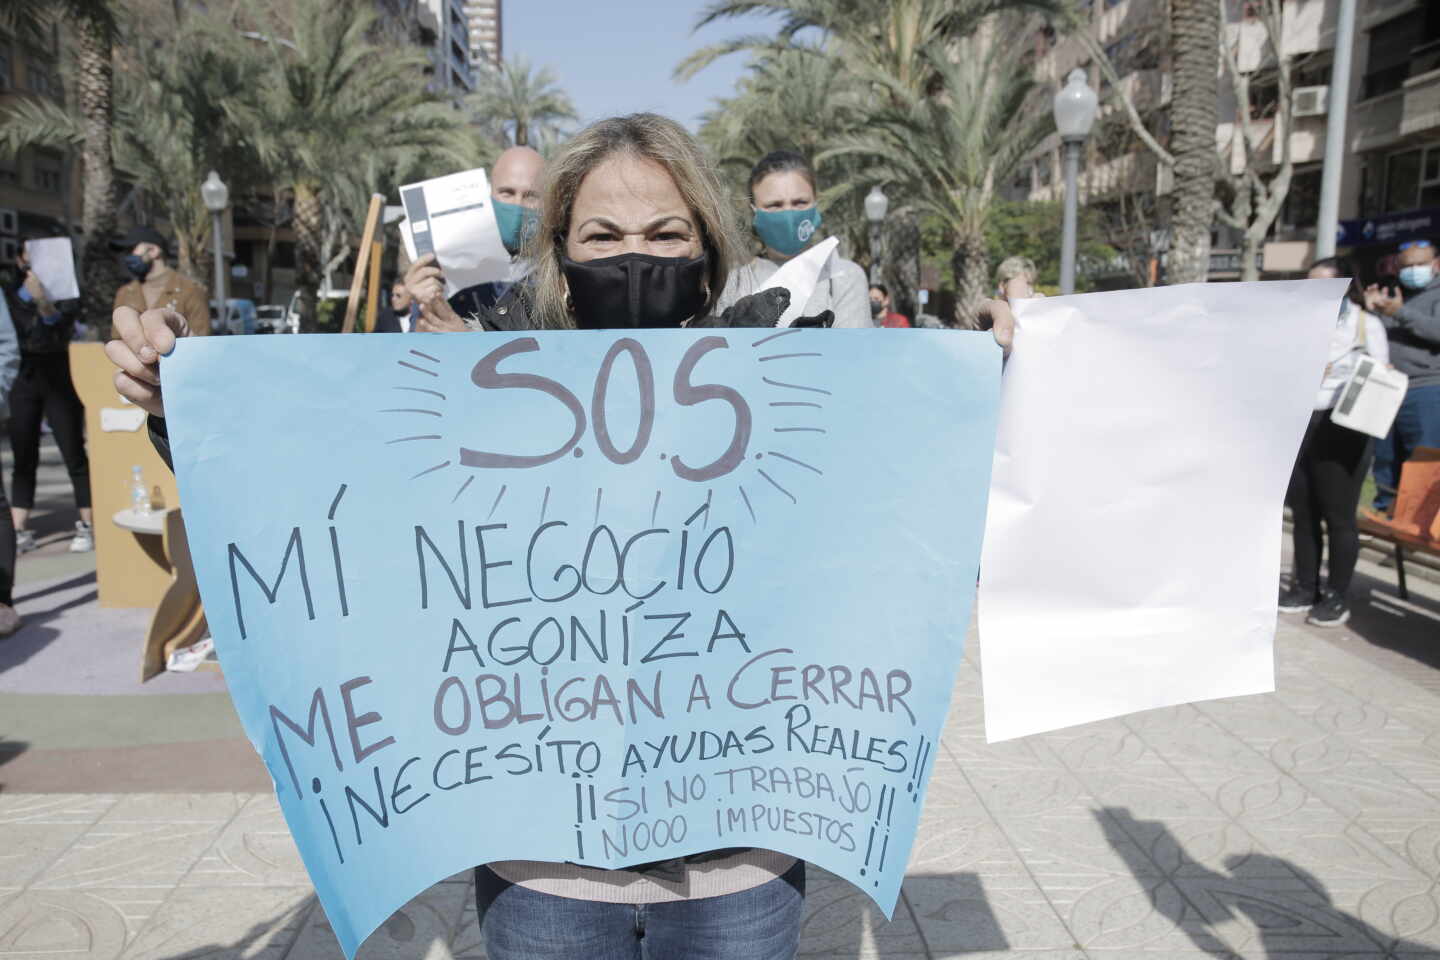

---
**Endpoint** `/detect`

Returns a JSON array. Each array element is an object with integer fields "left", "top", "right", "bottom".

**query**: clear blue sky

[{"left": 505, "top": 0, "right": 780, "bottom": 131}]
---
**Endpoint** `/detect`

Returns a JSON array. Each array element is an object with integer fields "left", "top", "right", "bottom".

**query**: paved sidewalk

[
  {"left": 6, "top": 436, "right": 1440, "bottom": 958},
  {"left": 5, "top": 563, "right": 1440, "bottom": 959}
]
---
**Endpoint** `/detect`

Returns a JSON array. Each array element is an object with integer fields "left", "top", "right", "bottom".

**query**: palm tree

[
  {"left": 1, "top": 1, "right": 121, "bottom": 320},
  {"left": 1165, "top": 0, "right": 1218, "bottom": 284},
  {"left": 220, "top": 0, "right": 482, "bottom": 328},
  {"left": 678, "top": 0, "right": 1067, "bottom": 97},
  {"left": 823, "top": 22, "right": 1048, "bottom": 325},
  {"left": 467, "top": 55, "right": 578, "bottom": 148}
]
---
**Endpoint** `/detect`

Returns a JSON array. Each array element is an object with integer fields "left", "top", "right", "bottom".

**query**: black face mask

[{"left": 561, "top": 252, "right": 708, "bottom": 329}]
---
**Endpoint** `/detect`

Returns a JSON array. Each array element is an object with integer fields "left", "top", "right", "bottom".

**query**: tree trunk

[
  {"left": 514, "top": 118, "right": 529, "bottom": 147},
  {"left": 75, "top": 15, "right": 120, "bottom": 333},
  {"left": 1165, "top": 0, "right": 1218, "bottom": 284},
  {"left": 292, "top": 181, "right": 324, "bottom": 331},
  {"left": 951, "top": 226, "right": 989, "bottom": 329}
]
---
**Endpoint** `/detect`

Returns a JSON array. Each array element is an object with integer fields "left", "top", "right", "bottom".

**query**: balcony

[
  {"left": 1400, "top": 67, "right": 1440, "bottom": 137},
  {"left": 1351, "top": 89, "right": 1404, "bottom": 153}
]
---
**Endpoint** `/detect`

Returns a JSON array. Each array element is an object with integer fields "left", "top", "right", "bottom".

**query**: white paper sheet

[
  {"left": 978, "top": 279, "right": 1349, "bottom": 742},
  {"left": 759, "top": 237, "right": 838, "bottom": 327},
  {"left": 397, "top": 168, "right": 516, "bottom": 297},
  {"left": 25, "top": 237, "right": 79, "bottom": 301}
]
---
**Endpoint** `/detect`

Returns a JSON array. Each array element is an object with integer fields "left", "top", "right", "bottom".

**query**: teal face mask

[
  {"left": 753, "top": 207, "right": 822, "bottom": 256},
  {"left": 492, "top": 198, "right": 538, "bottom": 256}
]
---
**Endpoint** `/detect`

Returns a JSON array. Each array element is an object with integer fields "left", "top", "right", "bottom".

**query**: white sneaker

[
  {"left": 0, "top": 603, "right": 20, "bottom": 636},
  {"left": 68, "top": 521, "right": 93, "bottom": 553},
  {"left": 15, "top": 529, "right": 36, "bottom": 554}
]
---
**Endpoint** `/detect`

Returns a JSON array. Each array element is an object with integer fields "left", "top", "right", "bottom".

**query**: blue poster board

[{"left": 163, "top": 328, "right": 1000, "bottom": 956}]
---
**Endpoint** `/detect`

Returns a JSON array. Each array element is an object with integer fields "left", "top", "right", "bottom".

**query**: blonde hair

[
  {"left": 994, "top": 256, "right": 1038, "bottom": 290},
  {"left": 525, "top": 113, "right": 744, "bottom": 329}
]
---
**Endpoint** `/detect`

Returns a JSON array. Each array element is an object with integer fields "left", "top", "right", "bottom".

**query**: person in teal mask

[
  {"left": 714, "top": 150, "right": 872, "bottom": 328},
  {"left": 406, "top": 145, "right": 545, "bottom": 331}
]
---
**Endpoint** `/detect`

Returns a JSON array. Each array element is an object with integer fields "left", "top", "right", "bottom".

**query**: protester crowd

[{"left": 0, "top": 97, "right": 1428, "bottom": 958}]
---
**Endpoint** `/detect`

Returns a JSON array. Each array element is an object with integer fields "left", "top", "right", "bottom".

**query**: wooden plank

[
  {"left": 341, "top": 193, "right": 385, "bottom": 334},
  {"left": 364, "top": 238, "right": 383, "bottom": 333}
]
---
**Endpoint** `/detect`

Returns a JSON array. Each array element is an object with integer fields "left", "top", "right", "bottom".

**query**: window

[
  {"left": 25, "top": 61, "right": 53, "bottom": 97},
  {"left": 1422, "top": 147, "right": 1440, "bottom": 209},
  {"left": 31, "top": 149, "right": 62, "bottom": 193},
  {"left": 1280, "top": 166, "right": 1322, "bottom": 230},
  {"left": 1362, "top": 9, "right": 1440, "bottom": 100},
  {"left": 1383, "top": 146, "right": 1440, "bottom": 212},
  {"left": 1362, "top": 12, "right": 1419, "bottom": 99}
]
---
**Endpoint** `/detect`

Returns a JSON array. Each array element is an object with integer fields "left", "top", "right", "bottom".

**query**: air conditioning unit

[
  {"left": 0, "top": 237, "right": 18, "bottom": 263},
  {"left": 1293, "top": 85, "right": 1329, "bottom": 118},
  {"left": 0, "top": 208, "right": 16, "bottom": 236}
]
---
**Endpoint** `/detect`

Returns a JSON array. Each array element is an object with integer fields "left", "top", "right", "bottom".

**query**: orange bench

[{"left": 1357, "top": 446, "right": 1440, "bottom": 600}]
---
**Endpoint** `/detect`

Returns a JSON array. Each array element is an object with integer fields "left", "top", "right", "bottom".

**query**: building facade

[
  {"left": 464, "top": 0, "right": 502, "bottom": 72},
  {"left": 0, "top": 19, "right": 81, "bottom": 265},
  {"left": 420, "top": 0, "right": 476, "bottom": 96},
  {"left": 1016, "top": 0, "right": 1440, "bottom": 285}
]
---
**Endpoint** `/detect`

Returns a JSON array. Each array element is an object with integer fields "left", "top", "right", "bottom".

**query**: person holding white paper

[
  {"left": 5, "top": 236, "right": 93, "bottom": 555},
  {"left": 714, "top": 150, "right": 871, "bottom": 329},
  {"left": 405, "top": 146, "right": 545, "bottom": 332},
  {"left": 1280, "top": 257, "right": 1389, "bottom": 626}
]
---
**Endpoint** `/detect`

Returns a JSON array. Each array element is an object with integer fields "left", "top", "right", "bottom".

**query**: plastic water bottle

[{"left": 130, "top": 465, "right": 151, "bottom": 515}]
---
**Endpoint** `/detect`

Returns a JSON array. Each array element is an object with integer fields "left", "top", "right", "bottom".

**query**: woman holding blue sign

[
  {"left": 714, "top": 150, "right": 873, "bottom": 330},
  {"left": 105, "top": 112, "right": 1015, "bottom": 960}
]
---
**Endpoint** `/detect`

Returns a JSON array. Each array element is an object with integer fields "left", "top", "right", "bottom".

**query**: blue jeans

[
  {"left": 1373, "top": 383, "right": 1440, "bottom": 511},
  {"left": 474, "top": 861, "right": 806, "bottom": 960}
]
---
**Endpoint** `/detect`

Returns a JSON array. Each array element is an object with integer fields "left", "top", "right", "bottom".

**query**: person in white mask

[{"left": 1364, "top": 239, "right": 1440, "bottom": 516}]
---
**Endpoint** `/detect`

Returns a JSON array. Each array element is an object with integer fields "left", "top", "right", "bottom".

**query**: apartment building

[
  {"left": 465, "top": 1, "right": 502, "bottom": 71},
  {"left": 420, "top": 0, "right": 476, "bottom": 96},
  {"left": 0, "top": 20, "right": 80, "bottom": 265},
  {"left": 1017, "top": 0, "right": 1440, "bottom": 284}
]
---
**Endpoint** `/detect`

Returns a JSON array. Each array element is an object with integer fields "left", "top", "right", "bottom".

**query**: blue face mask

[
  {"left": 492, "top": 198, "right": 538, "bottom": 257},
  {"left": 1399, "top": 264, "right": 1435, "bottom": 291},
  {"left": 753, "top": 207, "right": 822, "bottom": 257}
]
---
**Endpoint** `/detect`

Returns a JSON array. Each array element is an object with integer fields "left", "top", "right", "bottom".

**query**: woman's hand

[
  {"left": 414, "top": 309, "right": 469, "bottom": 333},
  {"left": 405, "top": 253, "right": 468, "bottom": 332},
  {"left": 1364, "top": 283, "right": 1402, "bottom": 317},
  {"left": 105, "top": 306, "right": 191, "bottom": 418},
  {"left": 977, "top": 298, "right": 1015, "bottom": 355}
]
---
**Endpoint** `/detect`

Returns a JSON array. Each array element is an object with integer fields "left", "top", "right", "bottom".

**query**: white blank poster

[{"left": 978, "top": 279, "right": 1348, "bottom": 742}]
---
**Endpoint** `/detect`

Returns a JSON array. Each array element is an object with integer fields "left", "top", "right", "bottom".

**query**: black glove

[
  {"left": 791, "top": 310, "right": 833, "bottom": 329},
  {"left": 698, "top": 289, "right": 833, "bottom": 329},
  {"left": 695, "top": 288, "right": 790, "bottom": 328}
]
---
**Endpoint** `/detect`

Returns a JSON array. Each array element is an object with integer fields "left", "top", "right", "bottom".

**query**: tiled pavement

[{"left": 5, "top": 562, "right": 1440, "bottom": 959}]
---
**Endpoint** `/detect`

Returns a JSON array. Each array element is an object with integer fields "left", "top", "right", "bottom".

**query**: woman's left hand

[{"left": 414, "top": 308, "right": 468, "bottom": 333}]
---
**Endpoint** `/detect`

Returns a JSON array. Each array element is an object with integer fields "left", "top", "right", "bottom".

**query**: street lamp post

[
  {"left": 1052, "top": 68, "right": 1098, "bottom": 295},
  {"left": 864, "top": 185, "right": 889, "bottom": 286},
  {"left": 200, "top": 170, "right": 230, "bottom": 333}
]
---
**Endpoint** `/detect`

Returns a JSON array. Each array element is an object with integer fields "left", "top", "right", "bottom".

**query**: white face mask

[{"left": 1399, "top": 264, "right": 1434, "bottom": 291}]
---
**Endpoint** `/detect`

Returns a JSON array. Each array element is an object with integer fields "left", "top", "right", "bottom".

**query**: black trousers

[
  {"left": 9, "top": 351, "right": 91, "bottom": 512},
  {"left": 1286, "top": 409, "right": 1371, "bottom": 597}
]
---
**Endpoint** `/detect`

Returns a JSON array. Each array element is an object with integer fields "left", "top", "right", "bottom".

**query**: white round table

[{"left": 113, "top": 507, "right": 165, "bottom": 536}]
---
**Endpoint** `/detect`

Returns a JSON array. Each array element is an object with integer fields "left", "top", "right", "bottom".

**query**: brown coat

[{"left": 112, "top": 270, "right": 211, "bottom": 336}]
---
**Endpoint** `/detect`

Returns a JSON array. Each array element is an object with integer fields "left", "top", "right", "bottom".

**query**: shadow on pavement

[
  {"left": 13, "top": 571, "right": 97, "bottom": 606},
  {"left": 1344, "top": 567, "right": 1440, "bottom": 672},
  {"left": 1100, "top": 806, "right": 1432, "bottom": 957},
  {"left": 0, "top": 737, "right": 28, "bottom": 794}
]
